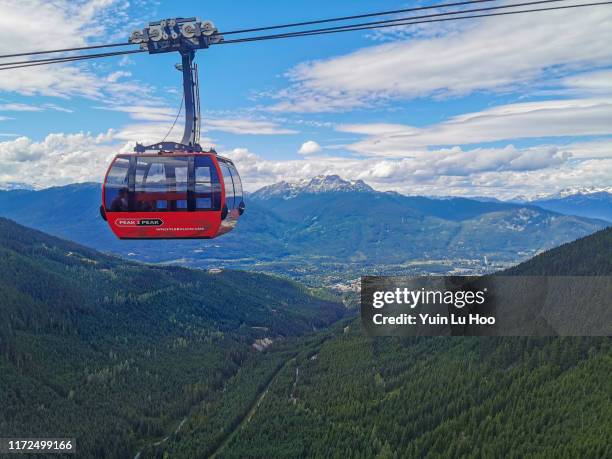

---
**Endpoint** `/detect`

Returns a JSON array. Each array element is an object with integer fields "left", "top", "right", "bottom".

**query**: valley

[
  {"left": 0, "top": 177, "right": 610, "bottom": 458},
  {"left": 0, "top": 218, "right": 347, "bottom": 457}
]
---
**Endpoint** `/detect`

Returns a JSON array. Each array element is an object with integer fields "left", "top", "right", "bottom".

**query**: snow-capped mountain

[
  {"left": 0, "top": 182, "right": 36, "bottom": 191},
  {"left": 252, "top": 175, "right": 374, "bottom": 200},
  {"left": 514, "top": 186, "right": 612, "bottom": 202},
  {"left": 553, "top": 186, "right": 612, "bottom": 199}
]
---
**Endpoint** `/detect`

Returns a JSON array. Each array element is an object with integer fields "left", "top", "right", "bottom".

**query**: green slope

[
  {"left": 161, "top": 229, "right": 612, "bottom": 458},
  {"left": 0, "top": 217, "right": 346, "bottom": 458},
  {"left": 503, "top": 226, "right": 612, "bottom": 275},
  {"left": 217, "top": 336, "right": 610, "bottom": 458}
]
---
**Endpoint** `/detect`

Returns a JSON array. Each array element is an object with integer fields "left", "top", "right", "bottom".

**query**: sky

[{"left": 0, "top": 0, "right": 611, "bottom": 198}]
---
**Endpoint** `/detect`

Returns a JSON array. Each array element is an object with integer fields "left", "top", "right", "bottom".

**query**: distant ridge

[
  {"left": 0, "top": 179, "right": 607, "bottom": 276},
  {"left": 516, "top": 186, "right": 612, "bottom": 201},
  {"left": 526, "top": 192, "right": 612, "bottom": 222}
]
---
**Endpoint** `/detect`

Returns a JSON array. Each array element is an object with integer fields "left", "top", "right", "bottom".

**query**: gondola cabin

[{"left": 100, "top": 151, "right": 244, "bottom": 239}]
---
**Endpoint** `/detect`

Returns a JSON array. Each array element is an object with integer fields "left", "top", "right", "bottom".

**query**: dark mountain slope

[
  {"left": 0, "top": 217, "right": 344, "bottom": 349},
  {"left": 0, "top": 218, "right": 345, "bottom": 458}
]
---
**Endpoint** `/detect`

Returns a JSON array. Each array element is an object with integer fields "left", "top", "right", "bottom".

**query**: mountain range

[
  {"left": 0, "top": 176, "right": 608, "bottom": 284},
  {"left": 527, "top": 191, "right": 612, "bottom": 222}
]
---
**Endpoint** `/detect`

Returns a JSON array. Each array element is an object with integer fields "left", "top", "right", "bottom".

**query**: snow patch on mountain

[
  {"left": 515, "top": 186, "right": 612, "bottom": 202},
  {"left": 252, "top": 175, "right": 374, "bottom": 200},
  {"left": 0, "top": 182, "right": 36, "bottom": 191}
]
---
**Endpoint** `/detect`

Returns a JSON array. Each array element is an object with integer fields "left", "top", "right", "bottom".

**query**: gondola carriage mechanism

[{"left": 100, "top": 18, "right": 245, "bottom": 239}]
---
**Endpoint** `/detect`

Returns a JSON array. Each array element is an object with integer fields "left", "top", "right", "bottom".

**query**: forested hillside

[
  {"left": 0, "top": 218, "right": 346, "bottom": 458},
  {"left": 215, "top": 336, "right": 610, "bottom": 458},
  {"left": 1, "top": 220, "right": 610, "bottom": 458},
  {"left": 503, "top": 226, "right": 612, "bottom": 275},
  {"left": 159, "top": 228, "right": 612, "bottom": 458}
]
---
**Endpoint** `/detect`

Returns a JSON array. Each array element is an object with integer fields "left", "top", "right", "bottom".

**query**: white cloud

[
  {"left": 42, "top": 103, "right": 74, "bottom": 113},
  {"left": 0, "top": 1, "right": 92, "bottom": 55},
  {"left": 0, "top": 64, "right": 152, "bottom": 102},
  {"left": 403, "top": 145, "right": 571, "bottom": 177},
  {"left": 0, "top": 131, "right": 119, "bottom": 187},
  {"left": 99, "top": 105, "right": 178, "bottom": 122},
  {"left": 118, "top": 56, "right": 135, "bottom": 67},
  {"left": 0, "top": 0, "right": 152, "bottom": 102},
  {"left": 0, "top": 102, "right": 74, "bottom": 113},
  {"left": 221, "top": 140, "right": 611, "bottom": 199},
  {"left": 204, "top": 118, "right": 298, "bottom": 135},
  {"left": 298, "top": 140, "right": 321, "bottom": 155},
  {"left": 94, "top": 105, "right": 183, "bottom": 144},
  {"left": 114, "top": 122, "right": 176, "bottom": 144},
  {"left": 557, "top": 139, "right": 612, "bottom": 159},
  {"left": 107, "top": 71, "right": 132, "bottom": 83},
  {"left": 561, "top": 70, "right": 612, "bottom": 96},
  {"left": 114, "top": 120, "right": 214, "bottom": 147},
  {"left": 1, "top": 131, "right": 609, "bottom": 199},
  {"left": 100, "top": 103, "right": 299, "bottom": 139},
  {"left": 0, "top": 103, "right": 43, "bottom": 112},
  {"left": 366, "top": 9, "right": 474, "bottom": 42},
  {"left": 270, "top": 6, "right": 612, "bottom": 112},
  {"left": 338, "top": 98, "right": 612, "bottom": 155}
]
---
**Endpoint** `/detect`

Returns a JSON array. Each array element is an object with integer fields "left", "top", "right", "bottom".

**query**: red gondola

[
  {"left": 100, "top": 150, "right": 244, "bottom": 239},
  {"left": 99, "top": 18, "right": 245, "bottom": 240}
]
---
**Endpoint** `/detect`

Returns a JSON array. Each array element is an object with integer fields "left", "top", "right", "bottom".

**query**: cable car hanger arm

[{"left": 130, "top": 18, "right": 223, "bottom": 154}]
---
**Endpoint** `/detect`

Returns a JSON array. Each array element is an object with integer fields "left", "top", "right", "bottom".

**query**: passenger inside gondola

[{"left": 110, "top": 187, "right": 129, "bottom": 211}]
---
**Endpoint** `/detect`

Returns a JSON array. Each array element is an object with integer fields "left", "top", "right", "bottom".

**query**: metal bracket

[
  {"left": 129, "top": 18, "right": 223, "bottom": 53},
  {"left": 134, "top": 142, "right": 201, "bottom": 153},
  {"left": 134, "top": 142, "right": 218, "bottom": 155}
]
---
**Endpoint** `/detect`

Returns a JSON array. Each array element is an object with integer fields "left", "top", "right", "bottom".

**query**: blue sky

[{"left": 0, "top": 0, "right": 611, "bottom": 198}]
